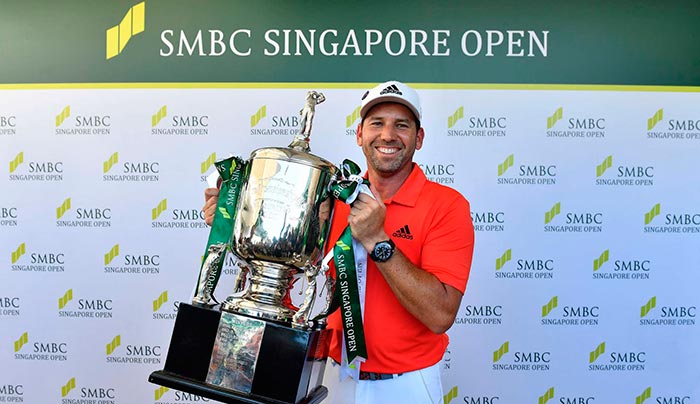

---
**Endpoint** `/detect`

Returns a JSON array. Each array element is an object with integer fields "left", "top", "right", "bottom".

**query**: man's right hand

[{"left": 203, "top": 187, "right": 219, "bottom": 226}]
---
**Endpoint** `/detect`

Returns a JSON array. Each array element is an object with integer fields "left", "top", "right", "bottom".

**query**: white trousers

[{"left": 321, "top": 359, "right": 443, "bottom": 404}]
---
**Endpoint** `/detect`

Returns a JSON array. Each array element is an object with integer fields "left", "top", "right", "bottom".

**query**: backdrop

[{"left": 1, "top": 1, "right": 699, "bottom": 404}]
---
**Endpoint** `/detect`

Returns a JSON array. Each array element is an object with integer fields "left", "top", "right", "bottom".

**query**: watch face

[{"left": 373, "top": 241, "right": 394, "bottom": 262}]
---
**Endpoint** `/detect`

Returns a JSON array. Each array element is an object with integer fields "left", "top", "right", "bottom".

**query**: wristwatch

[{"left": 369, "top": 239, "right": 395, "bottom": 262}]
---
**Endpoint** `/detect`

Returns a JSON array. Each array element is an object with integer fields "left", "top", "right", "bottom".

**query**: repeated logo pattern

[
  {"left": 152, "top": 105, "right": 167, "bottom": 127},
  {"left": 547, "top": 107, "right": 562, "bottom": 129},
  {"left": 544, "top": 202, "right": 561, "bottom": 224},
  {"left": 346, "top": 106, "right": 361, "bottom": 128},
  {"left": 448, "top": 107, "right": 464, "bottom": 128},
  {"left": 153, "top": 291, "right": 168, "bottom": 312},
  {"left": 9, "top": 152, "right": 23, "bottom": 173},
  {"left": 593, "top": 250, "right": 609, "bottom": 271},
  {"left": 542, "top": 296, "right": 558, "bottom": 317},
  {"left": 106, "top": 335, "right": 121, "bottom": 355},
  {"left": 589, "top": 342, "right": 605, "bottom": 363},
  {"left": 640, "top": 297, "right": 656, "bottom": 318},
  {"left": 496, "top": 249, "right": 511, "bottom": 270},
  {"left": 647, "top": 109, "right": 663, "bottom": 130},
  {"left": 104, "top": 152, "right": 119, "bottom": 173},
  {"left": 11, "top": 243, "right": 25, "bottom": 264},
  {"left": 58, "top": 289, "right": 73, "bottom": 309},
  {"left": 56, "top": 106, "right": 70, "bottom": 127},
  {"left": 251, "top": 106, "right": 267, "bottom": 127},
  {"left": 61, "top": 377, "right": 76, "bottom": 397},
  {"left": 104, "top": 244, "right": 119, "bottom": 265}
]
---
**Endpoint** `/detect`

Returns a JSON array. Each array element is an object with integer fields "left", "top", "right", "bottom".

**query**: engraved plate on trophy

[{"left": 206, "top": 313, "right": 265, "bottom": 394}]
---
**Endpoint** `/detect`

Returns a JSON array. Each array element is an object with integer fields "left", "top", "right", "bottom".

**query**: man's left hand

[{"left": 347, "top": 186, "right": 388, "bottom": 251}]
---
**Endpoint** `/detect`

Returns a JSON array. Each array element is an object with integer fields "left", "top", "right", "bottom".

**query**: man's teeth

[{"left": 378, "top": 147, "right": 398, "bottom": 154}]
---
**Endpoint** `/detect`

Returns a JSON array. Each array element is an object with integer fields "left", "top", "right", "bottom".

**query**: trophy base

[{"left": 149, "top": 303, "right": 329, "bottom": 404}]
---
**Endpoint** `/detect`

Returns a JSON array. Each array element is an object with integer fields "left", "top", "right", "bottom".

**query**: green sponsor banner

[{"left": 1, "top": 0, "right": 700, "bottom": 86}]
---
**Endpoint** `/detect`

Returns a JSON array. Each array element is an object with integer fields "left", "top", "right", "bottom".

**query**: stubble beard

[{"left": 365, "top": 141, "right": 414, "bottom": 176}]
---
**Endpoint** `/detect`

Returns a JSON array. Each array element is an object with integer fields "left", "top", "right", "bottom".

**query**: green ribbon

[
  {"left": 328, "top": 159, "right": 369, "bottom": 364},
  {"left": 192, "top": 156, "right": 247, "bottom": 306}
]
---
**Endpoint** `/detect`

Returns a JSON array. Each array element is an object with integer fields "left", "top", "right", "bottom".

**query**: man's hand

[
  {"left": 347, "top": 186, "right": 389, "bottom": 251},
  {"left": 203, "top": 187, "right": 219, "bottom": 226}
]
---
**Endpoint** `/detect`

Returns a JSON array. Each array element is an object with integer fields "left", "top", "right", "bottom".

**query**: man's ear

[
  {"left": 415, "top": 127, "right": 425, "bottom": 150},
  {"left": 356, "top": 122, "right": 363, "bottom": 146}
]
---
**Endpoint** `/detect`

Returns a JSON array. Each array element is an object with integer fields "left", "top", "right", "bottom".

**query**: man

[{"left": 203, "top": 81, "right": 474, "bottom": 403}]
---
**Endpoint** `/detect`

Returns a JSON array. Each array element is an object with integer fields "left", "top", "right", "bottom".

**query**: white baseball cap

[{"left": 360, "top": 80, "right": 422, "bottom": 123}]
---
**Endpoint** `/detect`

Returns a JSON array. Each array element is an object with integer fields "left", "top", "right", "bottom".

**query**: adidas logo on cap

[
  {"left": 379, "top": 84, "right": 403, "bottom": 96},
  {"left": 360, "top": 80, "right": 422, "bottom": 122},
  {"left": 393, "top": 224, "right": 413, "bottom": 240}
]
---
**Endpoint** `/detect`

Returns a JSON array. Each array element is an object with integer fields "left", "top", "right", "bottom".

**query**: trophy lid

[{"left": 250, "top": 147, "right": 337, "bottom": 172}]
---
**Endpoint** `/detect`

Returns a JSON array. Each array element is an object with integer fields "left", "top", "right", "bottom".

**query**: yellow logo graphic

[
  {"left": 59, "top": 289, "right": 73, "bottom": 309},
  {"left": 539, "top": 387, "right": 554, "bottom": 404},
  {"left": 335, "top": 240, "right": 351, "bottom": 251},
  {"left": 14, "top": 332, "right": 28, "bottom": 352},
  {"left": 104, "top": 244, "right": 120, "bottom": 265},
  {"left": 152, "top": 198, "right": 167, "bottom": 220},
  {"left": 443, "top": 386, "right": 458, "bottom": 404},
  {"left": 644, "top": 203, "right": 660, "bottom": 225},
  {"left": 251, "top": 106, "right": 267, "bottom": 127},
  {"left": 493, "top": 341, "right": 509, "bottom": 362},
  {"left": 155, "top": 386, "right": 170, "bottom": 401},
  {"left": 104, "top": 152, "right": 119, "bottom": 173},
  {"left": 448, "top": 106, "right": 464, "bottom": 129},
  {"left": 11, "top": 243, "right": 26, "bottom": 264},
  {"left": 636, "top": 387, "right": 651, "bottom": 404},
  {"left": 106, "top": 2, "right": 145, "bottom": 60},
  {"left": 9, "top": 152, "right": 24, "bottom": 173},
  {"left": 498, "top": 154, "right": 514, "bottom": 176},
  {"left": 593, "top": 249, "right": 609, "bottom": 271},
  {"left": 589, "top": 342, "right": 605, "bottom": 363},
  {"left": 152, "top": 105, "right": 167, "bottom": 127},
  {"left": 542, "top": 296, "right": 558, "bottom": 317},
  {"left": 153, "top": 291, "right": 168, "bottom": 312},
  {"left": 201, "top": 153, "right": 216, "bottom": 174},
  {"left": 596, "top": 155, "right": 612, "bottom": 177},
  {"left": 346, "top": 106, "right": 361, "bottom": 128},
  {"left": 647, "top": 109, "right": 663, "bottom": 131},
  {"left": 56, "top": 106, "right": 71, "bottom": 127},
  {"left": 544, "top": 202, "right": 561, "bottom": 224},
  {"left": 56, "top": 198, "right": 71, "bottom": 219},
  {"left": 106, "top": 335, "right": 121, "bottom": 355},
  {"left": 640, "top": 296, "right": 656, "bottom": 318},
  {"left": 547, "top": 107, "right": 563, "bottom": 129},
  {"left": 218, "top": 207, "right": 231, "bottom": 219},
  {"left": 495, "top": 248, "right": 511, "bottom": 270},
  {"left": 61, "top": 377, "right": 76, "bottom": 397}
]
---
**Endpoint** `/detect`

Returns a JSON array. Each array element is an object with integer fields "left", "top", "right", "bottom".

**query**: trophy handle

[
  {"left": 291, "top": 264, "right": 320, "bottom": 329},
  {"left": 314, "top": 270, "right": 336, "bottom": 327}
]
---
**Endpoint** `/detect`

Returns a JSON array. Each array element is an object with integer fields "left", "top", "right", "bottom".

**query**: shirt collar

[{"left": 384, "top": 163, "right": 426, "bottom": 207}]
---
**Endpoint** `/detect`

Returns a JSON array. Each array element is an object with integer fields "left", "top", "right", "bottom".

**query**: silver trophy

[
  {"left": 151, "top": 91, "right": 336, "bottom": 403},
  {"left": 221, "top": 91, "right": 336, "bottom": 329}
]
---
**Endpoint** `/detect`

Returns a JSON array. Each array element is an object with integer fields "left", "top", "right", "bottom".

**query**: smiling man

[{"left": 321, "top": 81, "right": 475, "bottom": 403}]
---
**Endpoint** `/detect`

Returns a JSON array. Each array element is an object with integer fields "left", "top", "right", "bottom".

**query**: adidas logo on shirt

[
  {"left": 393, "top": 224, "right": 413, "bottom": 240},
  {"left": 379, "top": 84, "right": 402, "bottom": 96}
]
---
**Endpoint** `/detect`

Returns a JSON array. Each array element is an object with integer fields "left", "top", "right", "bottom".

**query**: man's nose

[{"left": 379, "top": 125, "right": 398, "bottom": 141}]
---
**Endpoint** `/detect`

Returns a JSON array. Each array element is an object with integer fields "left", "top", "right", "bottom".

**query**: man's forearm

[{"left": 374, "top": 248, "right": 463, "bottom": 334}]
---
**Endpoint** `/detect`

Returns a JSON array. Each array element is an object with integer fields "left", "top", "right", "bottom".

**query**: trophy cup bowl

[{"left": 222, "top": 146, "right": 337, "bottom": 326}]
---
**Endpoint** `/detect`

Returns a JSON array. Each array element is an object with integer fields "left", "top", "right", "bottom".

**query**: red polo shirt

[{"left": 326, "top": 163, "right": 474, "bottom": 373}]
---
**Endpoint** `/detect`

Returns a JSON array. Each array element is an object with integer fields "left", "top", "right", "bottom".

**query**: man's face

[{"left": 356, "top": 102, "right": 424, "bottom": 177}]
